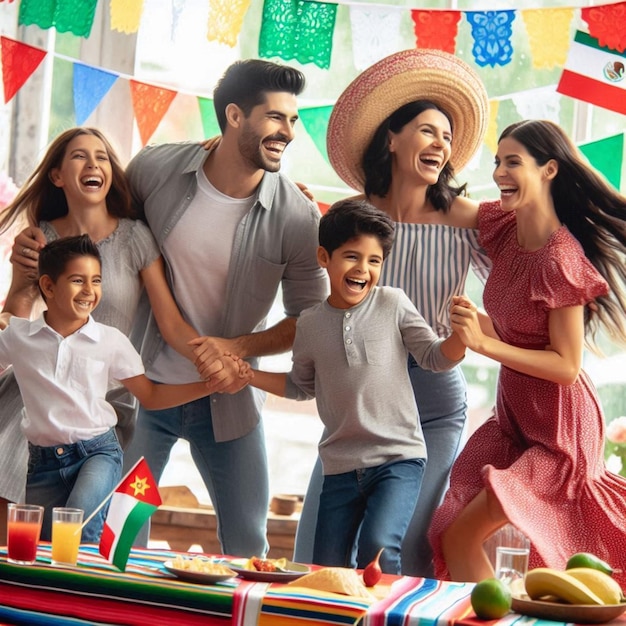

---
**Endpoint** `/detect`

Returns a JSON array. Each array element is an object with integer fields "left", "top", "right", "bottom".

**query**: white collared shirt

[{"left": 0, "top": 316, "right": 145, "bottom": 446}]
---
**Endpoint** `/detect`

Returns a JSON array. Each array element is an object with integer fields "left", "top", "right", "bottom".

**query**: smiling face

[
  {"left": 318, "top": 234, "right": 384, "bottom": 310},
  {"left": 237, "top": 91, "right": 299, "bottom": 172},
  {"left": 40, "top": 255, "right": 102, "bottom": 334},
  {"left": 493, "top": 136, "right": 557, "bottom": 211},
  {"left": 49, "top": 134, "right": 113, "bottom": 210},
  {"left": 388, "top": 108, "right": 452, "bottom": 186}
]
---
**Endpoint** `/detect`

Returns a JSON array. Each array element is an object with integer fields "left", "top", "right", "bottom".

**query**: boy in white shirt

[{"left": 0, "top": 235, "right": 247, "bottom": 542}]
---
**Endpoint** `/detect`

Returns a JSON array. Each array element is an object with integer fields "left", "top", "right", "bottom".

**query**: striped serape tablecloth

[
  {"left": 232, "top": 574, "right": 626, "bottom": 626},
  {"left": 230, "top": 576, "right": 473, "bottom": 626},
  {"left": 3, "top": 548, "right": 626, "bottom": 626},
  {"left": 0, "top": 545, "right": 233, "bottom": 625},
  {"left": 362, "top": 576, "right": 626, "bottom": 626},
  {"left": 233, "top": 578, "right": 373, "bottom": 625}
]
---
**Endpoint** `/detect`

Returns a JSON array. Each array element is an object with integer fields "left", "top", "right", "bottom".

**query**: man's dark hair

[
  {"left": 213, "top": 59, "right": 306, "bottom": 132},
  {"left": 39, "top": 234, "right": 101, "bottom": 283},
  {"left": 319, "top": 199, "right": 395, "bottom": 259}
]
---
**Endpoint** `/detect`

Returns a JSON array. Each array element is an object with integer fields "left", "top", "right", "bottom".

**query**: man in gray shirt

[{"left": 124, "top": 59, "right": 328, "bottom": 556}]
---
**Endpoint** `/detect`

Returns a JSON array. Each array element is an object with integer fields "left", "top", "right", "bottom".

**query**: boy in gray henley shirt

[{"left": 251, "top": 199, "right": 466, "bottom": 575}]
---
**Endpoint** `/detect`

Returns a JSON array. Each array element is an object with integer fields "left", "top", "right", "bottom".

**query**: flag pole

[{"left": 79, "top": 456, "right": 146, "bottom": 531}]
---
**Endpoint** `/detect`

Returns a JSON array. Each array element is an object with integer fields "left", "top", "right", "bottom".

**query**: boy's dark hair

[
  {"left": 213, "top": 59, "right": 306, "bottom": 132},
  {"left": 319, "top": 199, "right": 395, "bottom": 259},
  {"left": 39, "top": 235, "right": 101, "bottom": 282}
]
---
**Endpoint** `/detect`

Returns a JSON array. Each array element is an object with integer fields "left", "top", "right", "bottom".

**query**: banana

[
  {"left": 524, "top": 568, "right": 604, "bottom": 605},
  {"left": 566, "top": 568, "right": 624, "bottom": 605}
]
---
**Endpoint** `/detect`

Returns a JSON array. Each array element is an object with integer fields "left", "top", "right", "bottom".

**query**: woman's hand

[
  {"left": 200, "top": 136, "right": 221, "bottom": 152},
  {"left": 10, "top": 226, "right": 46, "bottom": 282},
  {"left": 450, "top": 295, "right": 485, "bottom": 351},
  {"left": 2, "top": 226, "right": 47, "bottom": 318},
  {"left": 295, "top": 182, "right": 315, "bottom": 202}
]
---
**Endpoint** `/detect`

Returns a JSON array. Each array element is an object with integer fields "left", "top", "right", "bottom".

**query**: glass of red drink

[{"left": 7, "top": 503, "right": 44, "bottom": 565}]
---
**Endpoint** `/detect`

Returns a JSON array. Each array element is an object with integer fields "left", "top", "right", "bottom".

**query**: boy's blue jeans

[
  {"left": 313, "top": 457, "right": 426, "bottom": 574},
  {"left": 26, "top": 429, "right": 123, "bottom": 543}
]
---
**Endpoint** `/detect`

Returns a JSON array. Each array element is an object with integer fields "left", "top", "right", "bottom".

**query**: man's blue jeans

[
  {"left": 26, "top": 429, "right": 123, "bottom": 543},
  {"left": 313, "top": 458, "right": 426, "bottom": 574},
  {"left": 122, "top": 395, "right": 269, "bottom": 557}
]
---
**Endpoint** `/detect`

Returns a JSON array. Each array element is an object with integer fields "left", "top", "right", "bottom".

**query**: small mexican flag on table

[{"left": 99, "top": 457, "right": 162, "bottom": 571}]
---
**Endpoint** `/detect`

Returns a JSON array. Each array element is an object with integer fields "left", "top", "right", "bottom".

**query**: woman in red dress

[{"left": 429, "top": 120, "right": 626, "bottom": 587}]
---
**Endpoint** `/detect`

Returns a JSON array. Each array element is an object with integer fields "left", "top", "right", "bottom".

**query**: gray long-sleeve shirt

[{"left": 285, "top": 286, "right": 463, "bottom": 475}]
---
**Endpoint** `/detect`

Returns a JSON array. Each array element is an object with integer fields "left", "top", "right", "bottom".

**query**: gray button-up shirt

[{"left": 126, "top": 141, "right": 328, "bottom": 441}]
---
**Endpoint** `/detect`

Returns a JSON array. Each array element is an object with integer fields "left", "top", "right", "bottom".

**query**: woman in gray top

[{"left": 0, "top": 127, "right": 230, "bottom": 538}]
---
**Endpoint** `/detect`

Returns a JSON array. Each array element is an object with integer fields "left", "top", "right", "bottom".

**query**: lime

[
  {"left": 471, "top": 578, "right": 512, "bottom": 620},
  {"left": 566, "top": 552, "right": 613, "bottom": 575}
]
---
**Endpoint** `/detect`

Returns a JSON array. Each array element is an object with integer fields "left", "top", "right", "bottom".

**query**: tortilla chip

[{"left": 287, "top": 567, "right": 374, "bottom": 599}]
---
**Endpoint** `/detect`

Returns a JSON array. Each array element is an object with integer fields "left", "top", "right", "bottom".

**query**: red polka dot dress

[{"left": 429, "top": 201, "right": 626, "bottom": 587}]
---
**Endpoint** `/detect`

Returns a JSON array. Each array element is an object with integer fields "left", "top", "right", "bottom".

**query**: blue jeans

[
  {"left": 122, "top": 395, "right": 269, "bottom": 556},
  {"left": 313, "top": 458, "right": 425, "bottom": 574},
  {"left": 295, "top": 361, "right": 467, "bottom": 576},
  {"left": 26, "top": 429, "right": 122, "bottom": 543}
]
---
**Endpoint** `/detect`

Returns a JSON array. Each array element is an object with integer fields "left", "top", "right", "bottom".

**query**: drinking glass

[
  {"left": 51, "top": 507, "right": 84, "bottom": 566},
  {"left": 495, "top": 545, "right": 530, "bottom": 586},
  {"left": 7, "top": 503, "right": 44, "bottom": 565}
]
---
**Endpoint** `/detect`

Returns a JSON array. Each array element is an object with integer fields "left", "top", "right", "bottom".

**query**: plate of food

[
  {"left": 163, "top": 555, "right": 237, "bottom": 584},
  {"left": 511, "top": 595, "right": 626, "bottom": 624},
  {"left": 225, "top": 557, "right": 310, "bottom": 583}
]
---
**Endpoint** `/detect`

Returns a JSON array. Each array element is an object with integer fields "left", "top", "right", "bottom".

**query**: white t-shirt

[
  {"left": 0, "top": 315, "right": 145, "bottom": 446},
  {"left": 148, "top": 165, "right": 255, "bottom": 384}
]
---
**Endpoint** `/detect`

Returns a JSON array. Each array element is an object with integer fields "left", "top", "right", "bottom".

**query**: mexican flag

[
  {"left": 99, "top": 457, "right": 162, "bottom": 571},
  {"left": 557, "top": 30, "right": 626, "bottom": 115}
]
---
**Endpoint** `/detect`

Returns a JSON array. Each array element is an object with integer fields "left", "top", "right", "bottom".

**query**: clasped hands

[
  {"left": 188, "top": 336, "right": 253, "bottom": 395},
  {"left": 449, "top": 294, "right": 484, "bottom": 351}
]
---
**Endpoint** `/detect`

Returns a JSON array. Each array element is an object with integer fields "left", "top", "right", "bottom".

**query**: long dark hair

[
  {"left": 0, "top": 127, "right": 134, "bottom": 234},
  {"left": 362, "top": 100, "right": 467, "bottom": 211},
  {"left": 501, "top": 119, "right": 626, "bottom": 344}
]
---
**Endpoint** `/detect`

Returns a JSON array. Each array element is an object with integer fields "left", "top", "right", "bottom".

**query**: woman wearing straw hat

[{"left": 294, "top": 49, "right": 491, "bottom": 577}]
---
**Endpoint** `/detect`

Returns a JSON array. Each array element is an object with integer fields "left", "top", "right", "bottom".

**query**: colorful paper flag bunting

[
  {"left": 18, "top": 0, "right": 98, "bottom": 38},
  {"left": 110, "top": 0, "right": 145, "bottom": 34},
  {"left": 466, "top": 10, "right": 516, "bottom": 68},
  {"left": 207, "top": 0, "right": 252, "bottom": 47},
  {"left": 582, "top": 1, "right": 626, "bottom": 54},
  {"left": 0, "top": 36, "right": 47, "bottom": 103},
  {"left": 197, "top": 97, "right": 221, "bottom": 139},
  {"left": 73, "top": 63, "right": 118, "bottom": 125},
  {"left": 349, "top": 6, "right": 402, "bottom": 71},
  {"left": 580, "top": 133, "right": 624, "bottom": 190},
  {"left": 258, "top": 0, "right": 336, "bottom": 70},
  {"left": 411, "top": 10, "right": 460, "bottom": 54},
  {"left": 484, "top": 99, "right": 500, "bottom": 156},
  {"left": 557, "top": 30, "right": 626, "bottom": 116},
  {"left": 521, "top": 8, "right": 573, "bottom": 70},
  {"left": 129, "top": 80, "right": 178, "bottom": 146},
  {"left": 99, "top": 457, "right": 162, "bottom": 571},
  {"left": 299, "top": 105, "right": 333, "bottom": 164}
]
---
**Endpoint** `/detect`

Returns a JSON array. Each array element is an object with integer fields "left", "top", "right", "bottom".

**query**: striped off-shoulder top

[{"left": 380, "top": 222, "right": 492, "bottom": 337}]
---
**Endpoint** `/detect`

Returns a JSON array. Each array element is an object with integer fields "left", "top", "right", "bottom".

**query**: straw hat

[{"left": 327, "top": 49, "right": 489, "bottom": 192}]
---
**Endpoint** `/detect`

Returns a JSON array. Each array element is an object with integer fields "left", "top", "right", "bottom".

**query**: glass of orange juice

[
  {"left": 7, "top": 503, "right": 44, "bottom": 565},
  {"left": 51, "top": 507, "right": 83, "bottom": 566}
]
